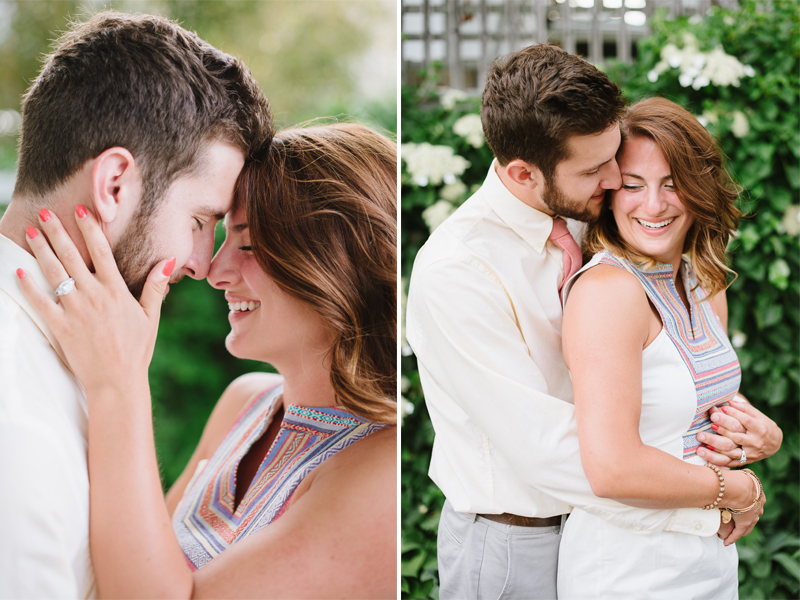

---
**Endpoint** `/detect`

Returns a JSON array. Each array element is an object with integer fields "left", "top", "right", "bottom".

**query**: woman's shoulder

[
  {"left": 316, "top": 423, "right": 395, "bottom": 479},
  {"left": 291, "top": 423, "right": 396, "bottom": 506},
  {"left": 202, "top": 373, "right": 283, "bottom": 453},
  {"left": 563, "top": 255, "right": 653, "bottom": 347},
  {"left": 568, "top": 254, "right": 646, "bottom": 307}
]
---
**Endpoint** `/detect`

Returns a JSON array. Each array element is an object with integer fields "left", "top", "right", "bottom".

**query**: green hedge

[{"left": 400, "top": 2, "right": 800, "bottom": 598}]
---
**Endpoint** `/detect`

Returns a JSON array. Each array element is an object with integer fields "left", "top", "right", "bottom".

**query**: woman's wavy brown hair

[
  {"left": 584, "top": 97, "right": 741, "bottom": 297},
  {"left": 238, "top": 123, "right": 397, "bottom": 424}
]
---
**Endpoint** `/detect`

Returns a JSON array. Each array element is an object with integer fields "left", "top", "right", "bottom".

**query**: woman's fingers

[
  {"left": 696, "top": 446, "right": 734, "bottom": 467},
  {"left": 697, "top": 430, "right": 738, "bottom": 453},
  {"left": 30, "top": 208, "right": 93, "bottom": 290},
  {"left": 73, "top": 205, "right": 124, "bottom": 286},
  {"left": 138, "top": 257, "right": 175, "bottom": 322},
  {"left": 25, "top": 226, "right": 72, "bottom": 294},
  {"left": 709, "top": 406, "right": 746, "bottom": 434},
  {"left": 15, "top": 268, "right": 65, "bottom": 331}
]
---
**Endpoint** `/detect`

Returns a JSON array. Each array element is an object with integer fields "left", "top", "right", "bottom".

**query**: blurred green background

[
  {"left": 401, "top": 1, "right": 799, "bottom": 598},
  {"left": 0, "top": 0, "right": 397, "bottom": 489}
]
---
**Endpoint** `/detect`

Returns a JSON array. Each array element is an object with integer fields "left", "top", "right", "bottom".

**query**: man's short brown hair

[
  {"left": 481, "top": 44, "right": 625, "bottom": 180},
  {"left": 14, "top": 11, "right": 273, "bottom": 216}
]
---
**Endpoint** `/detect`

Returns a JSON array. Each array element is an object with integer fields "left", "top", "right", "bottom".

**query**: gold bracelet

[
  {"left": 726, "top": 469, "right": 763, "bottom": 514},
  {"left": 702, "top": 463, "right": 725, "bottom": 510}
]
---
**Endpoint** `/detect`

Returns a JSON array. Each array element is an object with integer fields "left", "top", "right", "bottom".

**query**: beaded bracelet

[{"left": 702, "top": 463, "right": 725, "bottom": 510}]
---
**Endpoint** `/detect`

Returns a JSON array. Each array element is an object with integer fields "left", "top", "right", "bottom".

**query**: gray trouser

[{"left": 437, "top": 500, "right": 565, "bottom": 600}]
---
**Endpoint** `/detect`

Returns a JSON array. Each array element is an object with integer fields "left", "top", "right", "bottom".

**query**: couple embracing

[
  {"left": 0, "top": 11, "right": 396, "bottom": 599},
  {"left": 406, "top": 44, "right": 782, "bottom": 599}
]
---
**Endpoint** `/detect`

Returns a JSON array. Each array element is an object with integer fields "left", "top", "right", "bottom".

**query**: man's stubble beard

[
  {"left": 112, "top": 203, "right": 162, "bottom": 301},
  {"left": 541, "top": 175, "right": 603, "bottom": 224}
]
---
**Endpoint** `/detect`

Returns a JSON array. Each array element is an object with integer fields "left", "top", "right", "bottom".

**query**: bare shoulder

[
  {"left": 566, "top": 263, "right": 648, "bottom": 314},
  {"left": 708, "top": 288, "right": 729, "bottom": 331},
  {"left": 296, "top": 424, "right": 396, "bottom": 500},
  {"left": 207, "top": 372, "right": 282, "bottom": 434},
  {"left": 563, "top": 264, "right": 652, "bottom": 358},
  {"left": 322, "top": 424, "right": 397, "bottom": 475}
]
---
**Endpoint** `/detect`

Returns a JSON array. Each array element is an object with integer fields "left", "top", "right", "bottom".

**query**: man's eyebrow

[{"left": 586, "top": 158, "right": 613, "bottom": 172}]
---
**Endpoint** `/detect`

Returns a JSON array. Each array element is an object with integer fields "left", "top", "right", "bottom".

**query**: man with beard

[
  {"left": 405, "top": 44, "right": 725, "bottom": 599},
  {"left": 0, "top": 12, "right": 271, "bottom": 598}
]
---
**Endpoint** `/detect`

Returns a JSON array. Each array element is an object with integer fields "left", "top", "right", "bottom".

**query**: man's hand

[{"left": 696, "top": 396, "right": 782, "bottom": 467}]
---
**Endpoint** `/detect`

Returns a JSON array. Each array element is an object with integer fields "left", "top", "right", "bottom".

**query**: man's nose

[
  {"left": 182, "top": 232, "right": 216, "bottom": 280},
  {"left": 601, "top": 158, "right": 622, "bottom": 191}
]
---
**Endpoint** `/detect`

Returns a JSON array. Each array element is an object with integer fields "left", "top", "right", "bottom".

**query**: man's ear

[
  {"left": 503, "top": 159, "right": 545, "bottom": 191},
  {"left": 91, "top": 147, "right": 140, "bottom": 225}
]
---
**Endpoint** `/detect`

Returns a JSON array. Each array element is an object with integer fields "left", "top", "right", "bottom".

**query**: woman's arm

[{"left": 563, "top": 266, "right": 760, "bottom": 515}]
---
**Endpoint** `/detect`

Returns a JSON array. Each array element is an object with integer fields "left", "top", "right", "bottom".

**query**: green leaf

[
  {"left": 774, "top": 553, "right": 800, "bottom": 582},
  {"left": 401, "top": 551, "right": 427, "bottom": 577}
]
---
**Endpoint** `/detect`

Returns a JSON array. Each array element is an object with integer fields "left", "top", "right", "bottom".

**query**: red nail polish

[
  {"left": 707, "top": 446, "right": 715, "bottom": 452},
  {"left": 38, "top": 209, "right": 51, "bottom": 222},
  {"left": 16, "top": 268, "right": 25, "bottom": 279},
  {"left": 711, "top": 424, "right": 719, "bottom": 431},
  {"left": 26, "top": 226, "right": 38, "bottom": 239},
  {"left": 162, "top": 257, "right": 177, "bottom": 277},
  {"left": 721, "top": 407, "right": 729, "bottom": 414},
  {"left": 75, "top": 205, "right": 87, "bottom": 219}
]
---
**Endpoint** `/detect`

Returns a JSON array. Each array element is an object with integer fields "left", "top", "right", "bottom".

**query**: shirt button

[{"left": 695, "top": 523, "right": 704, "bottom": 530}]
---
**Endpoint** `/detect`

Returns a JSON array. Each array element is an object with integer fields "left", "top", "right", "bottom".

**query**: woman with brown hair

[
  {"left": 556, "top": 97, "right": 775, "bottom": 598},
  {"left": 17, "top": 122, "right": 397, "bottom": 598}
]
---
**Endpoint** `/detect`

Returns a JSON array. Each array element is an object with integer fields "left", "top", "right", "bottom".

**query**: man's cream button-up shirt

[
  {"left": 0, "top": 233, "right": 96, "bottom": 598},
  {"left": 406, "top": 163, "right": 719, "bottom": 536}
]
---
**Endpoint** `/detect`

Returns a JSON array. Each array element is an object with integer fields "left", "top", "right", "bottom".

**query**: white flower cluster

[
  {"left": 440, "top": 179, "right": 468, "bottom": 203},
  {"left": 782, "top": 205, "right": 800, "bottom": 236},
  {"left": 730, "top": 330, "right": 747, "bottom": 349},
  {"left": 422, "top": 199, "right": 456, "bottom": 233},
  {"left": 730, "top": 110, "right": 749, "bottom": 138},
  {"left": 647, "top": 33, "right": 756, "bottom": 90},
  {"left": 401, "top": 142, "right": 470, "bottom": 187},
  {"left": 439, "top": 87, "right": 469, "bottom": 111},
  {"left": 697, "top": 106, "right": 749, "bottom": 138},
  {"left": 453, "top": 113, "right": 485, "bottom": 148}
]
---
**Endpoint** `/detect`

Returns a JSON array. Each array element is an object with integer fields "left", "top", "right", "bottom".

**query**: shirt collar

[
  {"left": 0, "top": 232, "right": 69, "bottom": 365},
  {"left": 480, "top": 161, "right": 555, "bottom": 254}
]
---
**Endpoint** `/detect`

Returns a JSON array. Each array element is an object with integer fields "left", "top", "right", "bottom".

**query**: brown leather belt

[{"left": 477, "top": 513, "right": 564, "bottom": 527}]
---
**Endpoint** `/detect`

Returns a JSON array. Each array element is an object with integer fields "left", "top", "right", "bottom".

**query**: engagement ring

[
  {"left": 738, "top": 447, "right": 747, "bottom": 464},
  {"left": 54, "top": 277, "right": 76, "bottom": 297}
]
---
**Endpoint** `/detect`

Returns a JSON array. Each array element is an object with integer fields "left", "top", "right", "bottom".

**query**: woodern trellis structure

[{"left": 401, "top": 0, "right": 743, "bottom": 92}]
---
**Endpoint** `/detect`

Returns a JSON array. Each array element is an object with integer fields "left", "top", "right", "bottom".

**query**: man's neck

[
  {"left": 0, "top": 186, "right": 95, "bottom": 267},
  {"left": 493, "top": 161, "right": 554, "bottom": 216},
  {"left": 0, "top": 196, "right": 48, "bottom": 254}
]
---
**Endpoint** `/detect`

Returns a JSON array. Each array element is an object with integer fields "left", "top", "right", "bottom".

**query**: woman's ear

[
  {"left": 503, "top": 159, "right": 545, "bottom": 191},
  {"left": 91, "top": 147, "right": 141, "bottom": 225}
]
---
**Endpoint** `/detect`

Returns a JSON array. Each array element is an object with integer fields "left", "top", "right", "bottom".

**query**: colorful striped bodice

[
  {"left": 591, "top": 250, "right": 742, "bottom": 459},
  {"left": 172, "top": 382, "right": 388, "bottom": 570}
]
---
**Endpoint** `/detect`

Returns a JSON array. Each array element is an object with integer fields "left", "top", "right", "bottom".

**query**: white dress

[{"left": 557, "top": 251, "right": 741, "bottom": 600}]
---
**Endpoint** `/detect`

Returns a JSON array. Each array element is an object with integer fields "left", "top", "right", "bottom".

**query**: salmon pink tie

[{"left": 549, "top": 216, "right": 582, "bottom": 302}]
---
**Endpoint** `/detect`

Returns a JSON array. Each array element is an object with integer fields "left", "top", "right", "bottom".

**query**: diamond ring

[
  {"left": 738, "top": 447, "right": 747, "bottom": 464},
  {"left": 54, "top": 277, "right": 76, "bottom": 297}
]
